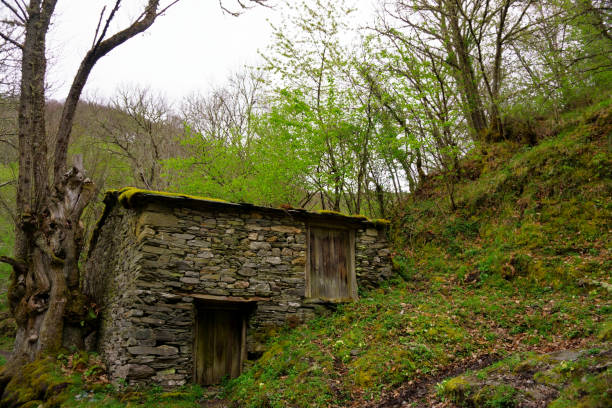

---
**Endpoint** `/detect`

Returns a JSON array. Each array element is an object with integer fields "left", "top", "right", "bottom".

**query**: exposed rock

[{"left": 127, "top": 364, "right": 156, "bottom": 379}]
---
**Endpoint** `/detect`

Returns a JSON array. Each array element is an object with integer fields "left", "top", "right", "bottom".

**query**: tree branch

[
  {"left": 0, "top": 180, "right": 15, "bottom": 189},
  {"left": 0, "top": 30, "right": 23, "bottom": 50},
  {"left": 0, "top": 137, "right": 17, "bottom": 150},
  {"left": 91, "top": 5, "right": 107, "bottom": 48},
  {"left": 219, "top": 0, "right": 268, "bottom": 17},
  {"left": 0, "top": 255, "right": 25, "bottom": 273},
  {"left": 1, "top": 0, "right": 27, "bottom": 24},
  {"left": 93, "top": 1, "right": 121, "bottom": 49},
  {"left": 157, "top": 0, "right": 180, "bottom": 16},
  {"left": 52, "top": 0, "right": 165, "bottom": 185}
]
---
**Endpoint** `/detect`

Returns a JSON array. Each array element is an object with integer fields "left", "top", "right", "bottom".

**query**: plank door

[
  {"left": 308, "top": 227, "right": 352, "bottom": 300},
  {"left": 195, "top": 306, "right": 246, "bottom": 385}
]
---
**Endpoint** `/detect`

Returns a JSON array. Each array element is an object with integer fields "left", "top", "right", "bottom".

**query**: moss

[
  {"left": 313, "top": 209, "right": 394, "bottom": 225},
  {"left": 315, "top": 209, "right": 345, "bottom": 216},
  {"left": 354, "top": 368, "right": 378, "bottom": 387},
  {"left": 111, "top": 188, "right": 385, "bottom": 226},
  {"left": 1, "top": 355, "right": 73, "bottom": 407},
  {"left": 116, "top": 187, "right": 230, "bottom": 208},
  {"left": 63, "top": 289, "right": 95, "bottom": 325},
  {"left": 474, "top": 385, "right": 518, "bottom": 408},
  {"left": 596, "top": 321, "right": 612, "bottom": 341},
  {"left": 315, "top": 209, "right": 369, "bottom": 220},
  {"left": 21, "top": 401, "right": 44, "bottom": 408},
  {"left": 548, "top": 367, "right": 612, "bottom": 408},
  {"left": 158, "top": 391, "right": 191, "bottom": 400},
  {"left": 511, "top": 353, "right": 550, "bottom": 374},
  {"left": 437, "top": 376, "right": 473, "bottom": 404},
  {"left": 120, "top": 391, "right": 144, "bottom": 402}
]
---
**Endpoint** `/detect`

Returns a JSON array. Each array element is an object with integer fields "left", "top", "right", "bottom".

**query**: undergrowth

[{"left": 0, "top": 351, "right": 205, "bottom": 408}]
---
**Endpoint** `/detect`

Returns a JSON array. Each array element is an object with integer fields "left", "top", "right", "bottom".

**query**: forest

[{"left": 0, "top": 0, "right": 610, "bottom": 407}]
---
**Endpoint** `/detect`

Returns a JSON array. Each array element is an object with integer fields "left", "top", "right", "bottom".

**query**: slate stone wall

[
  {"left": 86, "top": 200, "right": 393, "bottom": 387},
  {"left": 356, "top": 227, "right": 394, "bottom": 289}
]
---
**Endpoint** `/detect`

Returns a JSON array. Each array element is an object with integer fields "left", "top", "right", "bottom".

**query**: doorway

[{"left": 194, "top": 300, "right": 253, "bottom": 385}]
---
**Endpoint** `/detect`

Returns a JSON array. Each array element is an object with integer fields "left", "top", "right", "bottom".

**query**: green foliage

[
  {"left": 0, "top": 350, "right": 207, "bottom": 407},
  {"left": 1, "top": 355, "right": 74, "bottom": 407},
  {"left": 0, "top": 2, "right": 609, "bottom": 406},
  {"left": 164, "top": 105, "right": 317, "bottom": 207}
]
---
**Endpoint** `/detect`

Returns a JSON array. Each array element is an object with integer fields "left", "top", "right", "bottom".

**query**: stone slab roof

[{"left": 89, "top": 187, "right": 390, "bottom": 255}]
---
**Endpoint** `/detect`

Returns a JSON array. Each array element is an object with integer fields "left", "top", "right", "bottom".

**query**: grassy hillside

[
  {"left": 0, "top": 98, "right": 610, "bottom": 407},
  {"left": 220, "top": 98, "right": 611, "bottom": 406}
]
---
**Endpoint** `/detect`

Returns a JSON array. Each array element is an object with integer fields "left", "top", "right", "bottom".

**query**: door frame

[
  {"left": 305, "top": 222, "right": 357, "bottom": 302},
  {"left": 193, "top": 299, "right": 256, "bottom": 385}
]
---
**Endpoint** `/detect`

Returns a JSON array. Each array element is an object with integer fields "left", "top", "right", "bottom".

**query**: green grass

[
  {"left": 62, "top": 384, "right": 205, "bottom": 408},
  {"left": 223, "top": 277, "right": 609, "bottom": 406}
]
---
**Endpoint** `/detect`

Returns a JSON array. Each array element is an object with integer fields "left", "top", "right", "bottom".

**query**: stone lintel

[{"left": 178, "top": 293, "right": 269, "bottom": 303}]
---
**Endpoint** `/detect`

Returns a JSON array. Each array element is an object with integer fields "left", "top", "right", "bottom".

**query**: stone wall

[
  {"left": 85, "top": 206, "right": 150, "bottom": 382},
  {"left": 86, "top": 193, "right": 393, "bottom": 387},
  {"left": 356, "top": 227, "right": 393, "bottom": 289}
]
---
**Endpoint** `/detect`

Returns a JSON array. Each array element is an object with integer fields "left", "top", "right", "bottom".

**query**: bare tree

[
  {"left": 96, "top": 86, "right": 182, "bottom": 190},
  {"left": 181, "top": 69, "right": 265, "bottom": 152}
]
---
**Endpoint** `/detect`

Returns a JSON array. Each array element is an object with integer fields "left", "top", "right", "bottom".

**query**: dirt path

[
  {"left": 358, "top": 353, "right": 501, "bottom": 408},
  {"left": 200, "top": 400, "right": 232, "bottom": 408}
]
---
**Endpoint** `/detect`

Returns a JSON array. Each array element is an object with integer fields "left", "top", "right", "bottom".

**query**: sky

[{"left": 46, "top": 0, "right": 377, "bottom": 105}]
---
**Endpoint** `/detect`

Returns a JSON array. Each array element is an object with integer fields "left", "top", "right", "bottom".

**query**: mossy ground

[
  {"left": 0, "top": 351, "right": 205, "bottom": 407},
  {"left": 437, "top": 348, "right": 611, "bottom": 408}
]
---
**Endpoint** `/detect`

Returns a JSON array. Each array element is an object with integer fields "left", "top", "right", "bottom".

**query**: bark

[
  {"left": 578, "top": 0, "right": 612, "bottom": 44},
  {"left": 53, "top": 0, "right": 162, "bottom": 184},
  {"left": 1, "top": 158, "right": 94, "bottom": 393},
  {"left": 489, "top": 0, "right": 511, "bottom": 139},
  {"left": 444, "top": 1, "right": 488, "bottom": 139}
]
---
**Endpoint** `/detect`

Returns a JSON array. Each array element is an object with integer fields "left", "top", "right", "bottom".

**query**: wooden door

[
  {"left": 308, "top": 227, "right": 352, "bottom": 300},
  {"left": 195, "top": 305, "right": 246, "bottom": 385}
]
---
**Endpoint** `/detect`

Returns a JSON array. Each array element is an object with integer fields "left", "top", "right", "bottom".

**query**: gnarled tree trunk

[{"left": 7, "top": 158, "right": 94, "bottom": 359}]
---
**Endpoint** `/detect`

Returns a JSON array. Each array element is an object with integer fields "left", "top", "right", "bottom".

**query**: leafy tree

[
  {"left": 260, "top": 0, "right": 388, "bottom": 214},
  {"left": 165, "top": 69, "right": 269, "bottom": 202}
]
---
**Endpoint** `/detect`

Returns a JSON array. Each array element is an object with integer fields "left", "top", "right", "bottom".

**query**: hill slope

[{"left": 221, "top": 98, "right": 612, "bottom": 407}]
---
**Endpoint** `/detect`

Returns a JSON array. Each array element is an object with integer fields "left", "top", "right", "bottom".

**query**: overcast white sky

[{"left": 46, "top": 0, "right": 377, "bottom": 104}]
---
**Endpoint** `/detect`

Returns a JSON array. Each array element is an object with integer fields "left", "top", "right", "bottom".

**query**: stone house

[{"left": 85, "top": 188, "right": 393, "bottom": 387}]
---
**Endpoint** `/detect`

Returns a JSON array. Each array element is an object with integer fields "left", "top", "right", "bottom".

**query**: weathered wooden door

[
  {"left": 307, "top": 227, "right": 355, "bottom": 300},
  {"left": 194, "top": 304, "right": 247, "bottom": 385}
]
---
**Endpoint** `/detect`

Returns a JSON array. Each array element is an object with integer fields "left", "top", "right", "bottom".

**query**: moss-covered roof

[
  {"left": 88, "top": 187, "right": 390, "bottom": 258},
  {"left": 107, "top": 187, "right": 389, "bottom": 227},
  {"left": 116, "top": 187, "right": 230, "bottom": 207}
]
